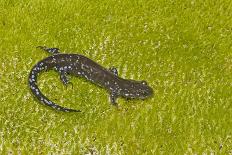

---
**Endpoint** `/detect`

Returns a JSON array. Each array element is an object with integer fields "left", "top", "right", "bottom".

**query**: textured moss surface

[{"left": 0, "top": 0, "right": 232, "bottom": 154}]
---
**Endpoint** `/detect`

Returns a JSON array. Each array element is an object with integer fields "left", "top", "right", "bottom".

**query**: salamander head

[{"left": 120, "top": 80, "right": 153, "bottom": 99}]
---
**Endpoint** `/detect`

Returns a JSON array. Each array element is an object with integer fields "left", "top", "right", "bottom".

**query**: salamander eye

[{"left": 141, "top": 81, "right": 147, "bottom": 85}]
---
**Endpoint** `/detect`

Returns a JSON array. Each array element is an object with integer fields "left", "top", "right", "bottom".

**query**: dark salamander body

[{"left": 29, "top": 46, "right": 153, "bottom": 112}]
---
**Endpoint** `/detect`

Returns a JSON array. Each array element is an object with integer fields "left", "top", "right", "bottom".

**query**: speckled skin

[{"left": 29, "top": 46, "right": 153, "bottom": 112}]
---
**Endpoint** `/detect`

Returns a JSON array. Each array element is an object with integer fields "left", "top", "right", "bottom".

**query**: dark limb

[
  {"left": 60, "top": 71, "right": 69, "bottom": 85},
  {"left": 109, "top": 91, "right": 118, "bottom": 107},
  {"left": 37, "top": 46, "right": 60, "bottom": 54},
  {"left": 109, "top": 67, "right": 118, "bottom": 76},
  {"left": 59, "top": 70, "right": 73, "bottom": 88}
]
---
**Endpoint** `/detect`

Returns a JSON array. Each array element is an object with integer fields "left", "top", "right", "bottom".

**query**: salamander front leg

[
  {"left": 109, "top": 67, "right": 118, "bottom": 76},
  {"left": 37, "top": 46, "right": 60, "bottom": 54}
]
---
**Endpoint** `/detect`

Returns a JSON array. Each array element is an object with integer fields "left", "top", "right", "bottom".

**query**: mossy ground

[{"left": 0, "top": 0, "right": 232, "bottom": 154}]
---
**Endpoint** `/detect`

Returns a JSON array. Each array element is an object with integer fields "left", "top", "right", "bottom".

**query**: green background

[{"left": 0, "top": 0, "right": 232, "bottom": 154}]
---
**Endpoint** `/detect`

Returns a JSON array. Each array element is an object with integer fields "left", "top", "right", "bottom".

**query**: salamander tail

[{"left": 28, "top": 63, "right": 81, "bottom": 112}]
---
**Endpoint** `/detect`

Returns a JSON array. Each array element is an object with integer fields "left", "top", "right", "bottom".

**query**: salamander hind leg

[
  {"left": 109, "top": 91, "right": 119, "bottom": 108},
  {"left": 109, "top": 67, "right": 118, "bottom": 76},
  {"left": 37, "top": 46, "right": 60, "bottom": 54},
  {"left": 58, "top": 70, "right": 74, "bottom": 88},
  {"left": 59, "top": 71, "right": 69, "bottom": 85}
]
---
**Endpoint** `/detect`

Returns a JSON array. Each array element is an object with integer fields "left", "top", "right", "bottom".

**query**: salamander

[{"left": 28, "top": 46, "right": 153, "bottom": 112}]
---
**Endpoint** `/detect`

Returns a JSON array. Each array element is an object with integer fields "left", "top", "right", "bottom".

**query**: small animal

[{"left": 28, "top": 46, "right": 153, "bottom": 112}]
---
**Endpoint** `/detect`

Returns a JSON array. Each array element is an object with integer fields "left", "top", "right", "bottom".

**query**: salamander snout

[
  {"left": 122, "top": 80, "right": 153, "bottom": 99},
  {"left": 138, "top": 81, "right": 153, "bottom": 99}
]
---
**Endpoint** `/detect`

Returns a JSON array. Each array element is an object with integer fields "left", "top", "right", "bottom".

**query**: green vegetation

[{"left": 0, "top": 0, "right": 232, "bottom": 154}]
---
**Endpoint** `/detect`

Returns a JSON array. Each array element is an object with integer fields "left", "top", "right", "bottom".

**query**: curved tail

[{"left": 28, "top": 61, "right": 81, "bottom": 112}]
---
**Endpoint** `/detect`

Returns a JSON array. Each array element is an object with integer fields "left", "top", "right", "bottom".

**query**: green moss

[{"left": 0, "top": 0, "right": 232, "bottom": 154}]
